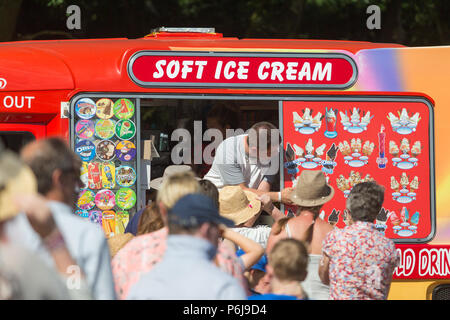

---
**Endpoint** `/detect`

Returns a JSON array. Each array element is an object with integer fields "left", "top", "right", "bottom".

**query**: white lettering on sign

[
  {"left": 149, "top": 59, "right": 334, "bottom": 83},
  {"left": 194, "top": 61, "right": 207, "bottom": 79},
  {"left": 257, "top": 62, "right": 270, "bottom": 80},
  {"left": 2, "top": 96, "right": 34, "bottom": 109},
  {"left": 418, "top": 248, "right": 450, "bottom": 277},
  {"left": 152, "top": 59, "right": 210, "bottom": 80},
  {"left": 153, "top": 60, "right": 167, "bottom": 78},
  {"left": 237, "top": 61, "right": 250, "bottom": 80},
  {"left": 393, "top": 248, "right": 450, "bottom": 279},
  {"left": 312, "top": 62, "right": 332, "bottom": 81},
  {"left": 0, "top": 78, "right": 7, "bottom": 89},
  {"left": 394, "top": 248, "right": 415, "bottom": 277}
]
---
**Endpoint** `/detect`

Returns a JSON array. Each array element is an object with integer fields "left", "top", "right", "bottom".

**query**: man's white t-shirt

[{"left": 204, "top": 134, "right": 276, "bottom": 189}]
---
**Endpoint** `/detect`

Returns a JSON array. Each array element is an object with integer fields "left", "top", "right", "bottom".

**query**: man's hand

[
  {"left": 280, "top": 187, "right": 294, "bottom": 205},
  {"left": 257, "top": 194, "right": 274, "bottom": 213},
  {"left": 14, "top": 194, "right": 56, "bottom": 239}
]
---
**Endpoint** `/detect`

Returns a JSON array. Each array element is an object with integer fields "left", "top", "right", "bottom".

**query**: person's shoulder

[{"left": 50, "top": 203, "right": 107, "bottom": 243}]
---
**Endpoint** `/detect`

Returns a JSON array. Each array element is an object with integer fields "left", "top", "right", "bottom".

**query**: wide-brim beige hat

[
  {"left": 149, "top": 165, "right": 199, "bottom": 190},
  {"left": 0, "top": 149, "right": 37, "bottom": 222},
  {"left": 107, "top": 232, "right": 134, "bottom": 258},
  {"left": 291, "top": 170, "right": 334, "bottom": 207},
  {"left": 219, "top": 186, "right": 261, "bottom": 225}
]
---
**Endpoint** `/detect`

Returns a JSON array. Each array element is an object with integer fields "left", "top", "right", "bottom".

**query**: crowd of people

[{"left": 0, "top": 123, "right": 399, "bottom": 300}]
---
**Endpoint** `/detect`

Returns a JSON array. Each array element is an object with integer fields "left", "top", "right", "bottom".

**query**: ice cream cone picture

[
  {"left": 390, "top": 138, "right": 421, "bottom": 169},
  {"left": 287, "top": 139, "right": 326, "bottom": 170},
  {"left": 328, "top": 209, "right": 340, "bottom": 226},
  {"left": 284, "top": 143, "right": 300, "bottom": 176},
  {"left": 389, "top": 211, "right": 402, "bottom": 234},
  {"left": 388, "top": 108, "right": 420, "bottom": 134},
  {"left": 319, "top": 210, "right": 326, "bottom": 221},
  {"left": 340, "top": 138, "right": 373, "bottom": 167},
  {"left": 375, "top": 208, "right": 388, "bottom": 233},
  {"left": 322, "top": 143, "right": 338, "bottom": 174},
  {"left": 336, "top": 172, "right": 374, "bottom": 198},
  {"left": 391, "top": 174, "right": 418, "bottom": 204},
  {"left": 340, "top": 108, "right": 373, "bottom": 133},
  {"left": 293, "top": 108, "right": 322, "bottom": 134},
  {"left": 390, "top": 207, "right": 418, "bottom": 237}
]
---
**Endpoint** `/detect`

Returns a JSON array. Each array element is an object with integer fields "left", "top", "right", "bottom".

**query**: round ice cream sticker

[
  {"left": 116, "top": 165, "right": 136, "bottom": 187},
  {"left": 116, "top": 188, "right": 136, "bottom": 210},
  {"left": 96, "top": 98, "right": 114, "bottom": 119},
  {"left": 75, "top": 98, "right": 96, "bottom": 119},
  {"left": 95, "top": 189, "right": 116, "bottom": 210},
  {"left": 113, "top": 98, "right": 135, "bottom": 120},
  {"left": 115, "top": 120, "right": 136, "bottom": 140},
  {"left": 115, "top": 140, "right": 136, "bottom": 162},
  {"left": 77, "top": 189, "right": 96, "bottom": 210},
  {"left": 75, "top": 209, "right": 89, "bottom": 219},
  {"left": 75, "top": 120, "right": 95, "bottom": 140},
  {"left": 95, "top": 119, "right": 116, "bottom": 140},
  {"left": 96, "top": 140, "right": 116, "bottom": 161},
  {"left": 75, "top": 140, "right": 96, "bottom": 162}
]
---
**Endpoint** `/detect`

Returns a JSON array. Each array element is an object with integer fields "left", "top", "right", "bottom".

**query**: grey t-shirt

[
  {"left": 204, "top": 134, "right": 276, "bottom": 189},
  {"left": 0, "top": 243, "right": 71, "bottom": 300}
]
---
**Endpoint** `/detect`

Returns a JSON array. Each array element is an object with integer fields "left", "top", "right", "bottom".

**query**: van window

[{"left": 0, "top": 132, "right": 35, "bottom": 153}]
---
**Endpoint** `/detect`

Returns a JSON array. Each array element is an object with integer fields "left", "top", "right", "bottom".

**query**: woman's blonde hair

[
  {"left": 156, "top": 171, "right": 200, "bottom": 209},
  {"left": 269, "top": 239, "right": 309, "bottom": 282}
]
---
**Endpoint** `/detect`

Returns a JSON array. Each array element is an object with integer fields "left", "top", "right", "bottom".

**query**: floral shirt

[
  {"left": 322, "top": 221, "right": 399, "bottom": 300},
  {"left": 111, "top": 227, "right": 248, "bottom": 299}
]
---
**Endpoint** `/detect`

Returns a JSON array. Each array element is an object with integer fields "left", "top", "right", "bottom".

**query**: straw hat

[
  {"left": 290, "top": 170, "right": 334, "bottom": 207},
  {"left": 107, "top": 233, "right": 134, "bottom": 258},
  {"left": 0, "top": 145, "right": 37, "bottom": 222},
  {"left": 219, "top": 186, "right": 261, "bottom": 225},
  {"left": 149, "top": 165, "right": 199, "bottom": 190}
]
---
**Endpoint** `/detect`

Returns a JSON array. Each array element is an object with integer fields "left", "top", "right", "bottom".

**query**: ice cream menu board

[
  {"left": 282, "top": 99, "right": 434, "bottom": 243},
  {"left": 73, "top": 97, "right": 138, "bottom": 238}
]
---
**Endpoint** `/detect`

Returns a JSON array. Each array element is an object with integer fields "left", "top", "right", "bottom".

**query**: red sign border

[{"left": 127, "top": 51, "right": 358, "bottom": 90}]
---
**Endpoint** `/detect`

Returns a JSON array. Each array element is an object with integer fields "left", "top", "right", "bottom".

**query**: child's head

[
  {"left": 199, "top": 179, "right": 219, "bottom": 209},
  {"left": 237, "top": 249, "right": 270, "bottom": 294},
  {"left": 267, "top": 239, "right": 309, "bottom": 283}
]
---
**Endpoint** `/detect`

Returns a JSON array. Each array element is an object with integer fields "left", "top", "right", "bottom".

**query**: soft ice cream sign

[{"left": 128, "top": 51, "right": 357, "bottom": 89}]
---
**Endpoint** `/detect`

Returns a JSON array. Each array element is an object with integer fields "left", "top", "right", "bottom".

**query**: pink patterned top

[
  {"left": 322, "top": 221, "right": 399, "bottom": 300},
  {"left": 111, "top": 227, "right": 248, "bottom": 299}
]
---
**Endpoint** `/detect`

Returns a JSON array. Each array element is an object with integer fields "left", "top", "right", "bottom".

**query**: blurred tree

[
  {"left": 0, "top": 0, "right": 23, "bottom": 42},
  {"left": 2, "top": 0, "right": 448, "bottom": 46}
]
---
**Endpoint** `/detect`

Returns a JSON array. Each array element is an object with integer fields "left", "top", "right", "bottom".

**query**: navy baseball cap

[
  {"left": 236, "top": 249, "right": 267, "bottom": 272},
  {"left": 169, "top": 193, "right": 234, "bottom": 228}
]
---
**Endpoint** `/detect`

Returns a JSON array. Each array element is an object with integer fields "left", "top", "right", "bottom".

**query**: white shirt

[{"left": 204, "top": 134, "right": 276, "bottom": 189}]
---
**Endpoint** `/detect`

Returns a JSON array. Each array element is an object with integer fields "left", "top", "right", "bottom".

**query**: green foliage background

[{"left": 1, "top": 0, "right": 448, "bottom": 45}]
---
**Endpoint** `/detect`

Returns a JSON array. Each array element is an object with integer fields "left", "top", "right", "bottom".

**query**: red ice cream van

[{"left": 1, "top": 28, "right": 449, "bottom": 299}]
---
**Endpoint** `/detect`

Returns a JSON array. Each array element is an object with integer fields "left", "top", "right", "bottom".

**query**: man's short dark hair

[
  {"left": 22, "top": 137, "right": 80, "bottom": 195},
  {"left": 346, "top": 181, "right": 385, "bottom": 223}
]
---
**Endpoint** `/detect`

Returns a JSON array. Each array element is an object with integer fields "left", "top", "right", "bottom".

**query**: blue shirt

[
  {"left": 127, "top": 235, "right": 247, "bottom": 300},
  {"left": 124, "top": 207, "right": 144, "bottom": 236},
  {"left": 249, "top": 293, "right": 299, "bottom": 300},
  {"left": 4, "top": 201, "right": 117, "bottom": 300}
]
